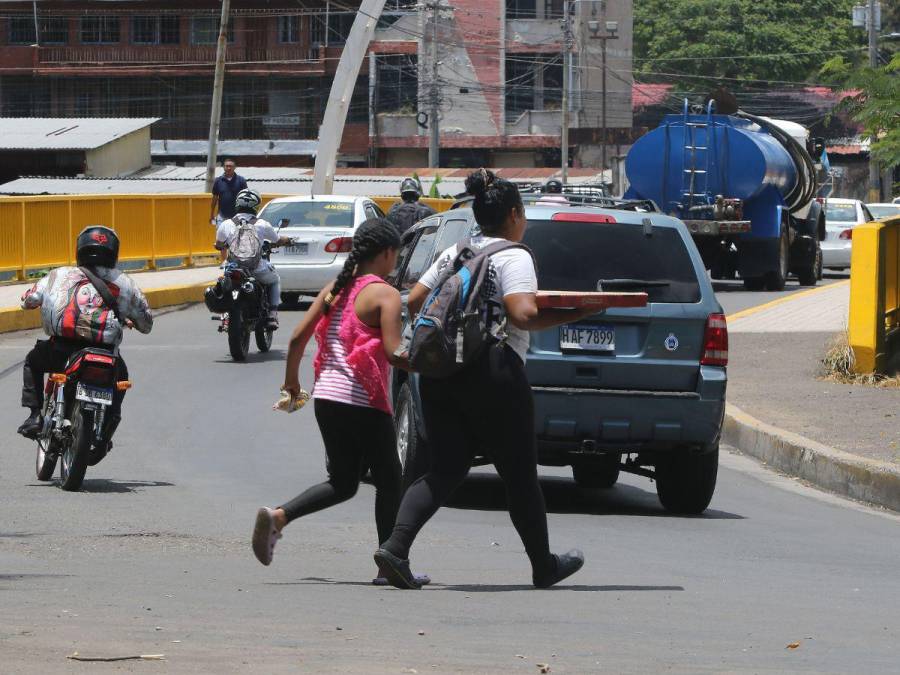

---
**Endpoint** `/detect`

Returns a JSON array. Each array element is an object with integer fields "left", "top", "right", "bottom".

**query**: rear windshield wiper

[{"left": 597, "top": 278, "right": 671, "bottom": 289}]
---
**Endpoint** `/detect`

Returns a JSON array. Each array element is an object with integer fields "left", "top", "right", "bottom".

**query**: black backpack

[{"left": 408, "top": 239, "right": 533, "bottom": 378}]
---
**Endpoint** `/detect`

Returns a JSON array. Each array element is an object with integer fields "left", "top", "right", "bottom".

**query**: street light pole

[
  {"left": 205, "top": 0, "right": 231, "bottom": 193},
  {"left": 866, "top": 0, "right": 880, "bottom": 201},
  {"left": 561, "top": 1, "right": 572, "bottom": 183},
  {"left": 587, "top": 10, "right": 617, "bottom": 183}
]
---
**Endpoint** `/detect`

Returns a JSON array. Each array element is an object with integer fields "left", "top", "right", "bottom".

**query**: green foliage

[
  {"left": 634, "top": 0, "right": 861, "bottom": 87},
  {"left": 820, "top": 53, "right": 900, "bottom": 169}
]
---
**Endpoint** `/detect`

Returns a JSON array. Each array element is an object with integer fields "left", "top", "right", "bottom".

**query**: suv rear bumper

[{"left": 532, "top": 366, "right": 726, "bottom": 463}]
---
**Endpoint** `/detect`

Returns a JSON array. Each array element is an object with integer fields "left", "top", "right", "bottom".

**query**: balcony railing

[{"left": 38, "top": 45, "right": 322, "bottom": 66}]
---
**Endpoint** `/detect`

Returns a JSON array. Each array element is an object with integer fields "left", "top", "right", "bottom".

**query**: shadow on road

[
  {"left": 28, "top": 479, "right": 174, "bottom": 493},
  {"left": 445, "top": 474, "right": 743, "bottom": 520},
  {"left": 214, "top": 348, "right": 286, "bottom": 364},
  {"left": 268, "top": 578, "right": 685, "bottom": 593}
]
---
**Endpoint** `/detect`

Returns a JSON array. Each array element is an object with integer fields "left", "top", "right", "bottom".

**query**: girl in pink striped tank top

[{"left": 251, "top": 218, "right": 428, "bottom": 585}]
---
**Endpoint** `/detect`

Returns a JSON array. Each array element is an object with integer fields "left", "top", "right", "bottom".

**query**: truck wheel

[
  {"left": 395, "top": 383, "right": 430, "bottom": 490},
  {"left": 572, "top": 453, "right": 621, "bottom": 488},
  {"left": 798, "top": 244, "right": 821, "bottom": 287},
  {"left": 764, "top": 226, "right": 789, "bottom": 291},
  {"left": 655, "top": 444, "right": 718, "bottom": 514},
  {"left": 742, "top": 277, "right": 765, "bottom": 291}
]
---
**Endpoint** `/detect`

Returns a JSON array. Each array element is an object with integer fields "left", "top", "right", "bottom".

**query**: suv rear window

[
  {"left": 524, "top": 219, "right": 702, "bottom": 303},
  {"left": 259, "top": 201, "right": 355, "bottom": 228}
]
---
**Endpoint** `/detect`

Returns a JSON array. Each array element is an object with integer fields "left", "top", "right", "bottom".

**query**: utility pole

[
  {"left": 32, "top": 1, "right": 40, "bottom": 46},
  {"left": 587, "top": 8, "right": 618, "bottom": 184},
  {"left": 560, "top": 1, "right": 572, "bottom": 183},
  {"left": 205, "top": 0, "right": 231, "bottom": 193},
  {"left": 866, "top": 0, "right": 880, "bottom": 201},
  {"left": 428, "top": 1, "right": 440, "bottom": 169}
]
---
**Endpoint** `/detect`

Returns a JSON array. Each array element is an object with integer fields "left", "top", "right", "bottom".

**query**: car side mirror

[{"left": 278, "top": 218, "right": 290, "bottom": 229}]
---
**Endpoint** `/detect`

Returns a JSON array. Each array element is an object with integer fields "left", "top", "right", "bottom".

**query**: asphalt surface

[{"left": 2, "top": 292, "right": 898, "bottom": 673}]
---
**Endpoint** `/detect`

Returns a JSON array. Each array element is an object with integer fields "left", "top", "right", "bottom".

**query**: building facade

[{"left": 0, "top": 0, "right": 632, "bottom": 169}]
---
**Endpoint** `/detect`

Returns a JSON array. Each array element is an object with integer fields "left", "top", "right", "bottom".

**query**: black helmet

[
  {"left": 400, "top": 177, "right": 421, "bottom": 200},
  {"left": 76, "top": 225, "right": 119, "bottom": 268},
  {"left": 544, "top": 179, "right": 563, "bottom": 194}
]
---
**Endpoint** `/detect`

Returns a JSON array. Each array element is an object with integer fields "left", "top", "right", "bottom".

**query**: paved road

[
  {"left": 713, "top": 273, "right": 848, "bottom": 317},
  {"left": 0, "top": 304, "right": 897, "bottom": 673}
]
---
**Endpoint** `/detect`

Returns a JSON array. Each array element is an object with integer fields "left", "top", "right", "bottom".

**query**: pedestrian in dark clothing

[
  {"left": 386, "top": 177, "right": 437, "bottom": 234},
  {"left": 209, "top": 159, "right": 249, "bottom": 226},
  {"left": 374, "top": 169, "right": 597, "bottom": 590}
]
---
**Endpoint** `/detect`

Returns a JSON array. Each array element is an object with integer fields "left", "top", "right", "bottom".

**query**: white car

[
  {"left": 258, "top": 195, "right": 387, "bottom": 301},
  {"left": 866, "top": 203, "right": 900, "bottom": 220},
  {"left": 821, "top": 198, "right": 874, "bottom": 271}
]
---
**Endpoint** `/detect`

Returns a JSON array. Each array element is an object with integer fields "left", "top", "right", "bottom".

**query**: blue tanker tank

[{"left": 624, "top": 100, "right": 824, "bottom": 291}]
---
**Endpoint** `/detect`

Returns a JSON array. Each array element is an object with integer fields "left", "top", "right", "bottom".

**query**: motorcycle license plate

[
  {"left": 284, "top": 243, "right": 308, "bottom": 255},
  {"left": 75, "top": 383, "right": 113, "bottom": 405},
  {"left": 560, "top": 323, "right": 615, "bottom": 352}
]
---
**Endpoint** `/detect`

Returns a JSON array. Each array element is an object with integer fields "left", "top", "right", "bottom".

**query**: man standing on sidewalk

[{"left": 209, "top": 159, "right": 248, "bottom": 227}]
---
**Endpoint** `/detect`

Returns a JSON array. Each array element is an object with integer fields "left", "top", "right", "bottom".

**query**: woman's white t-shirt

[{"left": 418, "top": 236, "right": 537, "bottom": 363}]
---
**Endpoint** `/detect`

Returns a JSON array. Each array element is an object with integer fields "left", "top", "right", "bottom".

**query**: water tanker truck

[{"left": 624, "top": 100, "right": 830, "bottom": 290}]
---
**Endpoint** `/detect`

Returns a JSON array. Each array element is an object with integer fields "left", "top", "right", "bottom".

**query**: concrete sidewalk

[
  {"left": 0, "top": 265, "right": 218, "bottom": 333},
  {"left": 724, "top": 280, "right": 900, "bottom": 510}
]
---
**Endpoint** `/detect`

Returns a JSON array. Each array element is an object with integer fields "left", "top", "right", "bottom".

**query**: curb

[
  {"left": 0, "top": 281, "right": 213, "bottom": 335},
  {"left": 724, "top": 402, "right": 900, "bottom": 512}
]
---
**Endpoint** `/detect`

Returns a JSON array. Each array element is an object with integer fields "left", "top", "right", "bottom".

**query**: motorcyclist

[
  {"left": 18, "top": 226, "right": 153, "bottom": 442},
  {"left": 386, "top": 177, "right": 437, "bottom": 235},
  {"left": 214, "top": 188, "right": 293, "bottom": 329}
]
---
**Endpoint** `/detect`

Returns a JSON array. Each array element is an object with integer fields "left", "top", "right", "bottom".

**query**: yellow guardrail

[
  {"left": 0, "top": 193, "right": 455, "bottom": 280},
  {"left": 848, "top": 215, "right": 900, "bottom": 374}
]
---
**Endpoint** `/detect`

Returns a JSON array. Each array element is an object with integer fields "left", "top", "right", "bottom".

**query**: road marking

[{"left": 725, "top": 279, "right": 849, "bottom": 322}]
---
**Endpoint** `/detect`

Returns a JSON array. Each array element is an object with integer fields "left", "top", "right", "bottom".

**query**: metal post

[
  {"left": 428, "top": 1, "right": 440, "bottom": 169},
  {"left": 601, "top": 32, "right": 607, "bottom": 175},
  {"left": 867, "top": 0, "right": 880, "bottom": 201},
  {"left": 368, "top": 52, "right": 377, "bottom": 168},
  {"left": 32, "top": 1, "right": 40, "bottom": 46},
  {"left": 205, "top": 0, "right": 231, "bottom": 193},
  {"left": 561, "top": 1, "right": 570, "bottom": 183}
]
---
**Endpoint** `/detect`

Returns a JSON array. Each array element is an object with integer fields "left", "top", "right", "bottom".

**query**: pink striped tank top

[{"left": 312, "top": 275, "right": 392, "bottom": 414}]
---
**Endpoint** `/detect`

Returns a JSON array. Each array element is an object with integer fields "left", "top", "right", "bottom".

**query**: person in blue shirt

[{"left": 209, "top": 159, "right": 249, "bottom": 226}]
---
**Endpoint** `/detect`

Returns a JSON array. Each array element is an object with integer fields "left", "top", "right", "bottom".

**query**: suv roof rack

[{"left": 449, "top": 183, "right": 659, "bottom": 213}]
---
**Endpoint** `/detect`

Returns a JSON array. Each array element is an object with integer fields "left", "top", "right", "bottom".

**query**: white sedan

[
  {"left": 258, "top": 195, "right": 388, "bottom": 302},
  {"left": 867, "top": 203, "right": 900, "bottom": 220},
  {"left": 821, "top": 198, "right": 874, "bottom": 271}
]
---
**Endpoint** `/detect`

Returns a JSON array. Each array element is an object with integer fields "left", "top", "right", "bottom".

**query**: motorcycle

[
  {"left": 206, "top": 241, "right": 281, "bottom": 361},
  {"left": 34, "top": 347, "right": 130, "bottom": 491}
]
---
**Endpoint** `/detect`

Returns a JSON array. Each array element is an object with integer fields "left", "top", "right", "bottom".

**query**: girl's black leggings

[
  {"left": 382, "top": 344, "right": 555, "bottom": 578},
  {"left": 279, "top": 398, "right": 401, "bottom": 545}
]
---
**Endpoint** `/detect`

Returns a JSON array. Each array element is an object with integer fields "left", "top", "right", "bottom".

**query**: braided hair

[
  {"left": 464, "top": 168, "right": 523, "bottom": 236},
  {"left": 323, "top": 217, "right": 401, "bottom": 314}
]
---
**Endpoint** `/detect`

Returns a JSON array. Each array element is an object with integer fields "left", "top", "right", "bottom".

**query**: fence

[
  {"left": 848, "top": 215, "right": 900, "bottom": 374},
  {"left": 0, "top": 194, "right": 455, "bottom": 280}
]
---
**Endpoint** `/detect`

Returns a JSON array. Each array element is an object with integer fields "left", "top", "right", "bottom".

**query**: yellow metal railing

[
  {"left": 848, "top": 215, "right": 900, "bottom": 374},
  {"left": 0, "top": 194, "right": 455, "bottom": 280}
]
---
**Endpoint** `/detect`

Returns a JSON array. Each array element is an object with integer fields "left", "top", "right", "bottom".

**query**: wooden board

[{"left": 535, "top": 291, "right": 648, "bottom": 309}]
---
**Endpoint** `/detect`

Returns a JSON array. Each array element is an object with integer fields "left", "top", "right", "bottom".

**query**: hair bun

[{"left": 465, "top": 168, "right": 496, "bottom": 198}]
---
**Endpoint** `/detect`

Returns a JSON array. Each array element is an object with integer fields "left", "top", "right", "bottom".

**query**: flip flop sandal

[
  {"left": 252, "top": 507, "right": 282, "bottom": 566},
  {"left": 373, "top": 549, "right": 423, "bottom": 589}
]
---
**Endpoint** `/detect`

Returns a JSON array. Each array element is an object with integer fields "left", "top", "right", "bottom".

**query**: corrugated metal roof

[
  {"left": 0, "top": 118, "right": 159, "bottom": 151},
  {"left": 151, "top": 139, "right": 317, "bottom": 157}
]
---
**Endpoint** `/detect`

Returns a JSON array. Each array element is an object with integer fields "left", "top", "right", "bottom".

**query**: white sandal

[{"left": 252, "top": 507, "right": 282, "bottom": 566}]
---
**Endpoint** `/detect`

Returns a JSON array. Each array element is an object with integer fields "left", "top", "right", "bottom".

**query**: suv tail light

[
  {"left": 700, "top": 313, "right": 728, "bottom": 367},
  {"left": 325, "top": 237, "right": 353, "bottom": 253},
  {"left": 839, "top": 229, "right": 853, "bottom": 240}
]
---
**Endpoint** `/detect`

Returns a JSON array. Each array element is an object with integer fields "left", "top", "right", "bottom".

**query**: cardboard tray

[{"left": 535, "top": 291, "right": 648, "bottom": 309}]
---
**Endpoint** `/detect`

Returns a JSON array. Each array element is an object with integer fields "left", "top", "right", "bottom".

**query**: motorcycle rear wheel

[
  {"left": 228, "top": 305, "right": 250, "bottom": 361},
  {"left": 60, "top": 402, "right": 92, "bottom": 492}
]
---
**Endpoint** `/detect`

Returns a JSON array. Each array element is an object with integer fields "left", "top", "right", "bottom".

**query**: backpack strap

[{"left": 79, "top": 266, "right": 124, "bottom": 325}]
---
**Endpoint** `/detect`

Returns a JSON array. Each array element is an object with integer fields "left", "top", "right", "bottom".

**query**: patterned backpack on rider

[
  {"left": 57, "top": 274, "right": 120, "bottom": 344},
  {"left": 227, "top": 213, "right": 262, "bottom": 270}
]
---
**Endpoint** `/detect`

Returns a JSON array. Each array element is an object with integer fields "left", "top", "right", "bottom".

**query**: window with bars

[
  {"left": 80, "top": 16, "right": 121, "bottom": 44},
  {"left": 506, "top": 0, "right": 537, "bottom": 19},
  {"left": 8, "top": 15, "right": 69, "bottom": 44},
  {"left": 505, "top": 54, "right": 562, "bottom": 122},
  {"left": 190, "top": 16, "right": 235, "bottom": 45},
  {"left": 132, "top": 16, "right": 180, "bottom": 45},
  {"left": 278, "top": 15, "right": 301, "bottom": 43},
  {"left": 544, "top": 0, "right": 565, "bottom": 19},
  {"left": 376, "top": 54, "right": 418, "bottom": 113},
  {"left": 309, "top": 14, "right": 326, "bottom": 46}
]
